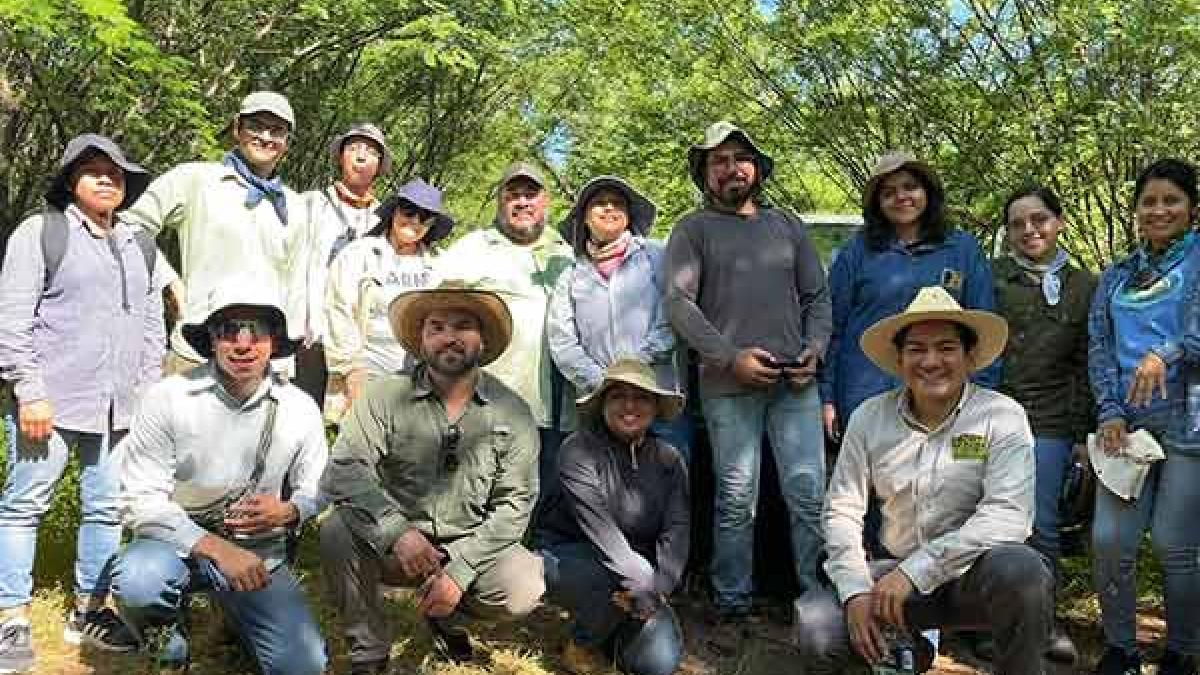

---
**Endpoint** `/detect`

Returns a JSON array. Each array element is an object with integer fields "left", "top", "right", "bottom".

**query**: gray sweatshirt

[{"left": 664, "top": 206, "right": 832, "bottom": 397}]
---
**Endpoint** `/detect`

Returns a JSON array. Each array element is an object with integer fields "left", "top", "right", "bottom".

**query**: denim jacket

[
  {"left": 1088, "top": 248, "right": 1200, "bottom": 452},
  {"left": 546, "top": 237, "right": 677, "bottom": 394}
]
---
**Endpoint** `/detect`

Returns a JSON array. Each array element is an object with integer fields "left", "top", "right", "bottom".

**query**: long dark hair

[
  {"left": 863, "top": 166, "right": 947, "bottom": 251},
  {"left": 1133, "top": 158, "right": 1199, "bottom": 209}
]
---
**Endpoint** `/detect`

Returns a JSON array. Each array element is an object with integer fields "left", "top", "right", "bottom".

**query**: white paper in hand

[{"left": 1087, "top": 429, "right": 1165, "bottom": 502}]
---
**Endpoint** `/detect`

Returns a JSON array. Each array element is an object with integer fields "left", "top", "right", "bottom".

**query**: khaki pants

[{"left": 319, "top": 508, "right": 544, "bottom": 665}]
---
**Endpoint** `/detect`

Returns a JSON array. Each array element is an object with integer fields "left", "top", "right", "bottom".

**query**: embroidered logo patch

[
  {"left": 951, "top": 433, "right": 988, "bottom": 461},
  {"left": 940, "top": 268, "right": 963, "bottom": 292}
]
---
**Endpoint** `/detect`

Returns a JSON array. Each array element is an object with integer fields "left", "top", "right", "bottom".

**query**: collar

[
  {"left": 897, "top": 381, "right": 973, "bottom": 434},
  {"left": 333, "top": 181, "right": 376, "bottom": 209},
  {"left": 482, "top": 223, "right": 568, "bottom": 250},
  {"left": 409, "top": 365, "right": 492, "bottom": 405},
  {"left": 65, "top": 204, "right": 119, "bottom": 238},
  {"left": 185, "top": 362, "right": 278, "bottom": 410}
]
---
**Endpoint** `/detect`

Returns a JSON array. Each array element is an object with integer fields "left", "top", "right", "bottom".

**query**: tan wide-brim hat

[
  {"left": 859, "top": 286, "right": 1008, "bottom": 376},
  {"left": 388, "top": 281, "right": 513, "bottom": 366},
  {"left": 576, "top": 357, "right": 686, "bottom": 421},
  {"left": 862, "top": 149, "right": 942, "bottom": 211}
]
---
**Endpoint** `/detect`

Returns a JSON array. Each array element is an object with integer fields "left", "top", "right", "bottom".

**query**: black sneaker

[
  {"left": 63, "top": 607, "right": 139, "bottom": 652},
  {"left": 0, "top": 616, "right": 34, "bottom": 674},
  {"left": 1045, "top": 624, "right": 1079, "bottom": 665},
  {"left": 1094, "top": 645, "right": 1141, "bottom": 675},
  {"left": 428, "top": 619, "right": 473, "bottom": 664},
  {"left": 1160, "top": 650, "right": 1199, "bottom": 675}
]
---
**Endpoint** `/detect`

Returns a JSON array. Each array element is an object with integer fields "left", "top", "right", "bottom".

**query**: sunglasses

[
  {"left": 395, "top": 201, "right": 436, "bottom": 223},
  {"left": 209, "top": 317, "right": 275, "bottom": 342},
  {"left": 441, "top": 423, "right": 462, "bottom": 472}
]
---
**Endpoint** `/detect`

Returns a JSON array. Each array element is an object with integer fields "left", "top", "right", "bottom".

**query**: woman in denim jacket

[
  {"left": 1087, "top": 158, "right": 1200, "bottom": 675},
  {"left": 546, "top": 176, "right": 690, "bottom": 459}
]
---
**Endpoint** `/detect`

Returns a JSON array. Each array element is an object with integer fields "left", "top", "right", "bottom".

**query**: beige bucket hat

[
  {"left": 576, "top": 358, "right": 686, "bottom": 421},
  {"left": 862, "top": 149, "right": 942, "bottom": 210},
  {"left": 859, "top": 286, "right": 1008, "bottom": 376},
  {"left": 388, "top": 280, "right": 513, "bottom": 366}
]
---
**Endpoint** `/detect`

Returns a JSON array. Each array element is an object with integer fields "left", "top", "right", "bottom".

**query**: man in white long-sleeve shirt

[
  {"left": 793, "top": 286, "right": 1053, "bottom": 675},
  {"left": 110, "top": 279, "right": 328, "bottom": 675}
]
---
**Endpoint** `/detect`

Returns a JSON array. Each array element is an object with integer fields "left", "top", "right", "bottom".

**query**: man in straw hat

[
  {"left": 296, "top": 122, "right": 394, "bottom": 406},
  {"left": 320, "top": 280, "right": 544, "bottom": 674},
  {"left": 793, "top": 286, "right": 1052, "bottom": 674},
  {"left": 664, "top": 120, "right": 831, "bottom": 620},
  {"left": 0, "top": 133, "right": 164, "bottom": 669},
  {"left": 109, "top": 276, "right": 328, "bottom": 674},
  {"left": 125, "top": 91, "right": 312, "bottom": 375},
  {"left": 535, "top": 357, "right": 689, "bottom": 675}
]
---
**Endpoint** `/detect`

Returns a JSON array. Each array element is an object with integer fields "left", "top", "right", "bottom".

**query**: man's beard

[
  {"left": 427, "top": 345, "right": 482, "bottom": 377},
  {"left": 709, "top": 177, "right": 757, "bottom": 210},
  {"left": 497, "top": 215, "right": 545, "bottom": 245}
]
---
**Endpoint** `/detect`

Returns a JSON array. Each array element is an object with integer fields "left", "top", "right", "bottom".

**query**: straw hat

[
  {"left": 862, "top": 149, "right": 942, "bottom": 211},
  {"left": 388, "top": 281, "right": 513, "bottom": 366},
  {"left": 576, "top": 358, "right": 686, "bottom": 421},
  {"left": 859, "top": 286, "right": 1008, "bottom": 376}
]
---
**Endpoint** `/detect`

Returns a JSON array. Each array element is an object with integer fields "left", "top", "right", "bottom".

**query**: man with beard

[
  {"left": 664, "top": 121, "right": 832, "bottom": 621},
  {"left": 125, "top": 91, "right": 311, "bottom": 375},
  {"left": 442, "top": 163, "right": 574, "bottom": 498},
  {"left": 319, "top": 281, "right": 544, "bottom": 675}
]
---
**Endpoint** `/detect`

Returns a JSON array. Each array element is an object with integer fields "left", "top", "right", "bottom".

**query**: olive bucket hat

[
  {"left": 45, "top": 133, "right": 151, "bottom": 211},
  {"left": 576, "top": 358, "right": 686, "bottom": 421},
  {"left": 686, "top": 121, "right": 775, "bottom": 192}
]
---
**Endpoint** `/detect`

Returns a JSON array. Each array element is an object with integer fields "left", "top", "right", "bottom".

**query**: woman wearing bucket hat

[
  {"left": 322, "top": 178, "right": 453, "bottom": 422},
  {"left": 1087, "top": 159, "right": 1200, "bottom": 675},
  {"left": 535, "top": 358, "right": 688, "bottom": 675},
  {"left": 0, "top": 133, "right": 165, "bottom": 668},
  {"left": 547, "top": 176, "right": 691, "bottom": 459},
  {"left": 821, "top": 150, "right": 997, "bottom": 443}
]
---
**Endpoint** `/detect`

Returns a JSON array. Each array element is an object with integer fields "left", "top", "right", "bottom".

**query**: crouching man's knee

[{"left": 111, "top": 538, "right": 190, "bottom": 622}]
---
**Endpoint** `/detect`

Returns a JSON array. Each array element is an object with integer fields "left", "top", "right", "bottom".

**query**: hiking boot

[
  {"left": 349, "top": 658, "right": 389, "bottom": 675},
  {"left": 562, "top": 639, "right": 611, "bottom": 675},
  {"left": 428, "top": 619, "right": 473, "bottom": 664},
  {"left": 63, "top": 607, "right": 139, "bottom": 652},
  {"left": 1045, "top": 624, "right": 1078, "bottom": 665},
  {"left": 1160, "top": 650, "right": 1199, "bottom": 675},
  {"left": 1093, "top": 645, "right": 1141, "bottom": 675},
  {"left": 0, "top": 616, "right": 34, "bottom": 674}
]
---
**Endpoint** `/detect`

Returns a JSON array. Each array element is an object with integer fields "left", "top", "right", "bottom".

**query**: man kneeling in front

[{"left": 793, "top": 286, "right": 1053, "bottom": 674}]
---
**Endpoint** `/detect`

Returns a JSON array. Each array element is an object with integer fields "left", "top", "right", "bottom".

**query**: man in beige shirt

[{"left": 793, "top": 286, "right": 1053, "bottom": 675}]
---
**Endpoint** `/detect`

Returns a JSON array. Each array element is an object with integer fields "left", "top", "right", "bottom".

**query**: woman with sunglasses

[{"left": 323, "top": 178, "right": 454, "bottom": 421}]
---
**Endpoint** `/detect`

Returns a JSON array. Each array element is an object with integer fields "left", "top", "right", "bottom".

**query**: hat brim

[
  {"left": 371, "top": 197, "right": 455, "bottom": 244},
  {"left": 576, "top": 373, "right": 685, "bottom": 422},
  {"left": 859, "top": 308, "right": 1008, "bottom": 377},
  {"left": 687, "top": 129, "right": 775, "bottom": 191},
  {"left": 329, "top": 131, "right": 392, "bottom": 175},
  {"left": 562, "top": 177, "right": 657, "bottom": 250},
  {"left": 180, "top": 303, "right": 298, "bottom": 359},
  {"left": 46, "top": 146, "right": 151, "bottom": 212},
  {"left": 862, "top": 159, "right": 942, "bottom": 211},
  {"left": 388, "top": 288, "right": 513, "bottom": 367}
]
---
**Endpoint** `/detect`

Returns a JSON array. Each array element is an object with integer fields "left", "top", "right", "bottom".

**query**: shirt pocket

[
  {"left": 936, "top": 459, "right": 986, "bottom": 518},
  {"left": 449, "top": 424, "right": 508, "bottom": 522}
]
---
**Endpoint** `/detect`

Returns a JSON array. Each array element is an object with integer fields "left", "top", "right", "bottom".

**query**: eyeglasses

[
  {"left": 343, "top": 140, "right": 382, "bottom": 158},
  {"left": 395, "top": 201, "right": 436, "bottom": 223},
  {"left": 441, "top": 423, "right": 461, "bottom": 472},
  {"left": 240, "top": 117, "right": 291, "bottom": 141},
  {"left": 209, "top": 318, "right": 274, "bottom": 342}
]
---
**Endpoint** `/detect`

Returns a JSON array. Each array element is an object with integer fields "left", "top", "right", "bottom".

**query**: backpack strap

[
  {"left": 39, "top": 206, "right": 69, "bottom": 289},
  {"left": 132, "top": 229, "right": 158, "bottom": 282}
]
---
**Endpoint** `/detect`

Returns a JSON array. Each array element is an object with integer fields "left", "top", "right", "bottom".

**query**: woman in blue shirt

[
  {"left": 821, "top": 150, "right": 996, "bottom": 440},
  {"left": 1088, "top": 158, "right": 1200, "bottom": 675}
]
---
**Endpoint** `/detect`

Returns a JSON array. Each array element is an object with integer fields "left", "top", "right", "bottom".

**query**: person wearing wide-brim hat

[
  {"left": 534, "top": 358, "right": 689, "bottom": 675},
  {"left": 296, "top": 122, "right": 395, "bottom": 409},
  {"left": 111, "top": 274, "right": 329, "bottom": 674},
  {"left": 819, "top": 148, "right": 997, "bottom": 449},
  {"left": 320, "top": 280, "right": 544, "bottom": 671},
  {"left": 0, "top": 132, "right": 168, "bottom": 665},
  {"left": 547, "top": 175, "right": 692, "bottom": 461},
  {"left": 795, "top": 285, "right": 1053, "bottom": 675},
  {"left": 664, "top": 120, "right": 831, "bottom": 618}
]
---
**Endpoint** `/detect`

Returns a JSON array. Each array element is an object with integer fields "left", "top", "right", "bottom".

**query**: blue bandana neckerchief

[
  {"left": 1009, "top": 248, "right": 1069, "bottom": 306},
  {"left": 1124, "top": 230, "right": 1196, "bottom": 295},
  {"left": 223, "top": 150, "right": 288, "bottom": 226}
]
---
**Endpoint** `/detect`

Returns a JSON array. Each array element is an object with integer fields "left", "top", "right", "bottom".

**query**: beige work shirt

[{"left": 823, "top": 383, "right": 1035, "bottom": 601}]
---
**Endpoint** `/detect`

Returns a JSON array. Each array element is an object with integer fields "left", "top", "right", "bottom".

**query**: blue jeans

[
  {"left": 1029, "top": 436, "right": 1074, "bottom": 572},
  {"left": 111, "top": 538, "right": 326, "bottom": 675},
  {"left": 1093, "top": 451, "right": 1200, "bottom": 655},
  {"left": 703, "top": 382, "right": 825, "bottom": 609},
  {"left": 650, "top": 412, "right": 695, "bottom": 465},
  {"left": 0, "top": 416, "right": 122, "bottom": 608},
  {"left": 540, "top": 543, "right": 683, "bottom": 675}
]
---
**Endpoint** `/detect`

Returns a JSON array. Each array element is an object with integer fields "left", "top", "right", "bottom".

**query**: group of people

[{"left": 0, "top": 87, "right": 1195, "bottom": 675}]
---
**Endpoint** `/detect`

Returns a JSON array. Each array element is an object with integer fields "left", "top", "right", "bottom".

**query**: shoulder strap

[
  {"left": 245, "top": 395, "right": 280, "bottom": 494},
  {"left": 39, "top": 206, "right": 69, "bottom": 289},
  {"left": 133, "top": 230, "right": 157, "bottom": 280}
]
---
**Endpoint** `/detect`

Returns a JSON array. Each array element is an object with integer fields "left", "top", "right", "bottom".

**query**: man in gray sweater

[{"left": 664, "top": 121, "right": 832, "bottom": 620}]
